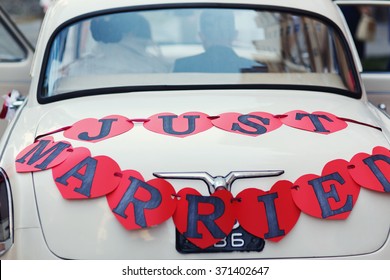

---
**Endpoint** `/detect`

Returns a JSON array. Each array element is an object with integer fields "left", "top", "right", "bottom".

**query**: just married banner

[{"left": 14, "top": 111, "right": 389, "bottom": 249}]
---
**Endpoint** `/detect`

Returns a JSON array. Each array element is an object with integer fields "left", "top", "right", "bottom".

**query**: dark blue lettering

[
  {"left": 231, "top": 115, "right": 269, "bottom": 135},
  {"left": 113, "top": 177, "right": 162, "bottom": 228},
  {"left": 158, "top": 115, "right": 200, "bottom": 135},
  {"left": 257, "top": 192, "right": 285, "bottom": 238},
  {"left": 363, "top": 154, "right": 390, "bottom": 192},
  {"left": 78, "top": 118, "right": 118, "bottom": 141},
  {"left": 296, "top": 113, "right": 333, "bottom": 133},
  {"left": 308, "top": 172, "right": 353, "bottom": 218},
  {"left": 55, "top": 157, "right": 97, "bottom": 197},
  {"left": 184, "top": 194, "right": 225, "bottom": 239},
  {"left": 16, "top": 139, "right": 70, "bottom": 170}
]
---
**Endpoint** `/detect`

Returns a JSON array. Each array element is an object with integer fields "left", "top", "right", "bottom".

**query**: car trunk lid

[{"left": 29, "top": 89, "right": 390, "bottom": 259}]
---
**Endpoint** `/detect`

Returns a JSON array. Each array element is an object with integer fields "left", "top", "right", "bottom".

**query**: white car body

[{"left": 1, "top": 0, "right": 390, "bottom": 259}]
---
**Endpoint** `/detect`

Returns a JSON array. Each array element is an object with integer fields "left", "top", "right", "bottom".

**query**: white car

[{"left": 1, "top": 0, "right": 390, "bottom": 259}]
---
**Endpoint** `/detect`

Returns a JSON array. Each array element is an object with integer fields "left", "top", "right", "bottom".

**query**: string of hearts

[
  {"left": 15, "top": 136, "right": 390, "bottom": 250},
  {"left": 35, "top": 110, "right": 381, "bottom": 142}
]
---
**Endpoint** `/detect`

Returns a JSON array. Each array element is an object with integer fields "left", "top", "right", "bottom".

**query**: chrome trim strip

[{"left": 153, "top": 170, "right": 284, "bottom": 193}]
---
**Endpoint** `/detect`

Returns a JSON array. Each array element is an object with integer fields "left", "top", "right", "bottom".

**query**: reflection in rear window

[{"left": 42, "top": 7, "right": 359, "bottom": 98}]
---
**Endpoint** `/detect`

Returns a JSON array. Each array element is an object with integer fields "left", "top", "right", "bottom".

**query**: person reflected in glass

[
  {"left": 69, "top": 13, "right": 168, "bottom": 75},
  {"left": 173, "top": 9, "right": 265, "bottom": 73}
]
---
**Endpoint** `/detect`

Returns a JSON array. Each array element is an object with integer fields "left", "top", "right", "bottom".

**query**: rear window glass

[{"left": 41, "top": 7, "right": 359, "bottom": 98}]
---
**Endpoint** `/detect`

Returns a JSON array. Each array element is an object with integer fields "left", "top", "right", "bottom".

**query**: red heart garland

[
  {"left": 280, "top": 110, "right": 347, "bottom": 134},
  {"left": 15, "top": 137, "right": 73, "bottom": 173},
  {"left": 64, "top": 115, "right": 134, "bottom": 143},
  {"left": 52, "top": 147, "right": 121, "bottom": 199},
  {"left": 349, "top": 146, "right": 390, "bottom": 193},
  {"left": 211, "top": 112, "right": 282, "bottom": 137},
  {"left": 173, "top": 188, "right": 235, "bottom": 249},
  {"left": 144, "top": 112, "right": 213, "bottom": 138},
  {"left": 106, "top": 170, "right": 177, "bottom": 230},
  {"left": 234, "top": 180, "right": 300, "bottom": 242},
  {"left": 291, "top": 159, "right": 360, "bottom": 220}
]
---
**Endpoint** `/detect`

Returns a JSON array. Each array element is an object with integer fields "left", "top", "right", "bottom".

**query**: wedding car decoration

[
  {"left": 14, "top": 111, "right": 390, "bottom": 249},
  {"left": 35, "top": 111, "right": 381, "bottom": 143}
]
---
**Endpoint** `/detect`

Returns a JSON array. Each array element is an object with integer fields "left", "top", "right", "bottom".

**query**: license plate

[{"left": 176, "top": 225, "right": 265, "bottom": 254}]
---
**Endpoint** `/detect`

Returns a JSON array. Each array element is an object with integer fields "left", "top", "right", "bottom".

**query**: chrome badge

[{"left": 153, "top": 170, "right": 284, "bottom": 194}]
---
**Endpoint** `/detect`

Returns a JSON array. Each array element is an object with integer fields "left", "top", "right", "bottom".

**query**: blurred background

[
  {"left": 2, "top": 0, "right": 45, "bottom": 45},
  {"left": 2, "top": 0, "right": 42, "bottom": 17}
]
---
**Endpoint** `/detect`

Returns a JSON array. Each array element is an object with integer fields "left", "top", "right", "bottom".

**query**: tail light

[{"left": 0, "top": 168, "right": 12, "bottom": 256}]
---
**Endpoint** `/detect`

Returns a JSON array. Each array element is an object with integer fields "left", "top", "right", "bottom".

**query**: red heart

[
  {"left": 234, "top": 180, "right": 300, "bottom": 242},
  {"left": 144, "top": 112, "right": 213, "bottom": 138},
  {"left": 64, "top": 115, "right": 134, "bottom": 143},
  {"left": 52, "top": 147, "right": 121, "bottom": 199},
  {"left": 173, "top": 188, "right": 235, "bottom": 249},
  {"left": 15, "top": 137, "right": 73, "bottom": 173},
  {"left": 106, "top": 170, "right": 177, "bottom": 230},
  {"left": 291, "top": 159, "right": 360, "bottom": 220},
  {"left": 349, "top": 146, "right": 390, "bottom": 193},
  {"left": 211, "top": 112, "right": 282, "bottom": 137},
  {"left": 280, "top": 110, "right": 347, "bottom": 134}
]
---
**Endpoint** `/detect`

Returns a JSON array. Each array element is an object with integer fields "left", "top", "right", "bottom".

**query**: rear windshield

[{"left": 40, "top": 7, "right": 359, "bottom": 99}]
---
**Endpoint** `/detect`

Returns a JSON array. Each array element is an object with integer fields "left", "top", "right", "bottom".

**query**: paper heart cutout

[
  {"left": 15, "top": 137, "right": 73, "bottom": 173},
  {"left": 235, "top": 180, "right": 300, "bottom": 242},
  {"left": 52, "top": 147, "right": 121, "bottom": 199},
  {"left": 292, "top": 159, "right": 360, "bottom": 220},
  {"left": 173, "top": 188, "right": 235, "bottom": 249},
  {"left": 280, "top": 110, "right": 347, "bottom": 134},
  {"left": 106, "top": 170, "right": 177, "bottom": 230},
  {"left": 144, "top": 112, "right": 213, "bottom": 137},
  {"left": 64, "top": 115, "right": 134, "bottom": 143},
  {"left": 349, "top": 146, "right": 390, "bottom": 193},
  {"left": 211, "top": 112, "right": 282, "bottom": 137}
]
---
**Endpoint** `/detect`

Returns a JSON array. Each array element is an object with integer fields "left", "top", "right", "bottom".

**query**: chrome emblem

[{"left": 153, "top": 170, "right": 284, "bottom": 194}]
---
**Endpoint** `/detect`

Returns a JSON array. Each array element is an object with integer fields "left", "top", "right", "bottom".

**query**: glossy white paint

[
  {"left": 31, "top": 91, "right": 390, "bottom": 259},
  {"left": 1, "top": 0, "right": 390, "bottom": 259}
]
